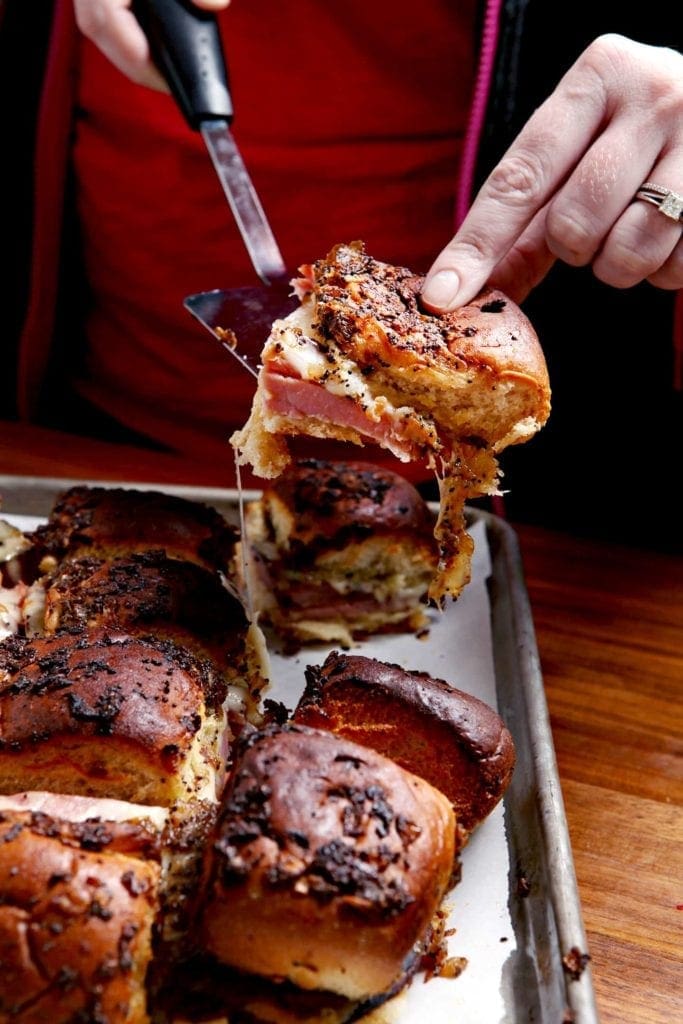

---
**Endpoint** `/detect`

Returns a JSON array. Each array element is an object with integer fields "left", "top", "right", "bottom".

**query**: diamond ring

[{"left": 634, "top": 182, "right": 683, "bottom": 223}]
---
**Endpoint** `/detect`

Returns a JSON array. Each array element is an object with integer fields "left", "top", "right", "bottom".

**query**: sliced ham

[{"left": 262, "top": 369, "right": 418, "bottom": 462}]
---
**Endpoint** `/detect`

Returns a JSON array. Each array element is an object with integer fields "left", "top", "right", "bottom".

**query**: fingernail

[{"left": 422, "top": 269, "right": 460, "bottom": 310}]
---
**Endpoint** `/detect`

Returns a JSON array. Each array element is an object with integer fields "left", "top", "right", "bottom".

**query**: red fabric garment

[{"left": 62, "top": 0, "right": 475, "bottom": 475}]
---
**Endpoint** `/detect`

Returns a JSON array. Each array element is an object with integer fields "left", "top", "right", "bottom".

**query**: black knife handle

[{"left": 132, "top": 0, "right": 233, "bottom": 128}]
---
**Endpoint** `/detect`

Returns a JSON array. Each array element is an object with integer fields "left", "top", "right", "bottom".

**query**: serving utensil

[{"left": 134, "top": 0, "right": 298, "bottom": 374}]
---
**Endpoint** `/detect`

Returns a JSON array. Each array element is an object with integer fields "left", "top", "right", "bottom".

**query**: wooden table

[{"left": 2, "top": 421, "right": 682, "bottom": 1023}]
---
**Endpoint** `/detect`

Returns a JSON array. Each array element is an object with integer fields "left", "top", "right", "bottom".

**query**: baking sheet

[{"left": 0, "top": 475, "right": 599, "bottom": 1023}]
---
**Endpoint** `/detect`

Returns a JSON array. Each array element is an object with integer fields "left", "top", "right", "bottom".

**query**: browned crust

[
  {"left": 0, "top": 809, "right": 160, "bottom": 1021},
  {"left": 314, "top": 241, "right": 550, "bottom": 406},
  {"left": 294, "top": 652, "right": 515, "bottom": 833},
  {"left": 244, "top": 459, "right": 437, "bottom": 643},
  {"left": 0, "top": 631, "right": 227, "bottom": 802},
  {"left": 200, "top": 723, "right": 455, "bottom": 999},
  {"left": 43, "top": 550, "right": 250, "bottom": 671},
  {"left": 31, "top": 485, "right": 238, "bottom": 573},
  {"left": 0, "top": 630, "right": 226, "bottom": 716},
  {"left": 258, "top": 458, "right": 437, "bottom": 548}
]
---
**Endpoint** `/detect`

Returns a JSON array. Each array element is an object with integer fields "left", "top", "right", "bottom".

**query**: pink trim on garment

[{"left": 455, "top": 0, "right": 503, "bottom": 228}]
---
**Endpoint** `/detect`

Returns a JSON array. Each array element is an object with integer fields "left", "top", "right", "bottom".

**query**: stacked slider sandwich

[
  {"left": 240, "top": 457, "right": 439, "bottom": 648},
  {"left": 232, "top": 241, "right": 551, "bottom": 605}
]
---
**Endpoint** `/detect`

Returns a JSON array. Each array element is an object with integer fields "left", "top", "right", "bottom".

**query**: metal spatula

[
  {"left": 184, "top": 282, "right": 298, "bottom": 378},
  {"left": 134, "top": 0, "right": 298, "bottom": 375}
]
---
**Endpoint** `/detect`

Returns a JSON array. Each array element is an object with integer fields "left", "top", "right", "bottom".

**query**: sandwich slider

[
  {"left": 232, "top": 241, "right": 550, "bottom": 603},
  {"left": 295, "top": 651, "right": 515, "bottom": 836},
  {"left": 40, "top": 550, "right": 266, "bottom": 714},
  {"left": 0, "top": 791, "right": 166, "bottom": 1023},
  {"left": 0, "top": 630, "right": 229, "bottom": 806},
  {"left": 242, "top": 458, "right": 438, "bottom": 646},
  {"left": 199, "top": 723, "right": 456, "bottom": 1001},
  {"left": 31, "top": 485, "right": 239, "bottom": 577}
]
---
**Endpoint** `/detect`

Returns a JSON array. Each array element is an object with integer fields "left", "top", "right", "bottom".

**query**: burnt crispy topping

[
  {"left": 300, "top": 838, "right": 413, "bottom": 912},
  {"left": 312, "top": 241, "right": 514, "bottom": 369},
  {"left": 30, "top": 485, "right": 238, "bottom": 570},
  {"left": 0, "top": 810, "right": 161, "bottom": 859},
  {"left": 290, "top": 460, "right": 394, "bottom": 512},
  {"left": 67, "top": 686, "right": 125, "bottom": 735},
  {"left": 261, "top": 459, "right": 437, "bottom": 561},
  {"left": 211, "top": 725, "right": 421, "bottom": 917},
  {"left": 44, "top": 549, "right": 248, "bottom": 643},
  {"left": 0, "top": 630, "right": 227, "bottom": 715}
]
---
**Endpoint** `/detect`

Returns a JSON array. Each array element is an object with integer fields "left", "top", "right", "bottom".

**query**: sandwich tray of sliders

[{"left": 0, "top": 470, "right": 598, "bottom": 1024}]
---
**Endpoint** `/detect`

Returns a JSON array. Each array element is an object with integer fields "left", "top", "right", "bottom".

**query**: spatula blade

[{"left": 184, "top": 284, "right": 298, "bottom": 378}]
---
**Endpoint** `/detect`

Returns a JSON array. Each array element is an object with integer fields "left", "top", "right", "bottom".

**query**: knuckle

[
  {"left": 443, "top": 234, "right": 497, "bottom": 266},
  {"left": 545, "top": 206, "right": 597, "bottom": 265},
  {"left": 592, "top": 258, "right": 633, "bottom": 289},
  {"left": 578, "top": 34, "right": 642, "bottom": 85},
  {"left": 578, "top": 34, "right": 683, "bottom": 116},
  {"left": 485, "top": 149, "right": 550, "bottom": 208},
  {"left": 647, "top": 267, "right": 683, "bottom": 290},
  {"left": 646, "top": 73, "right": 683, "bottom": 125},
  {"left": 594, "top": 241, "right": 654, "bottom": 288}
]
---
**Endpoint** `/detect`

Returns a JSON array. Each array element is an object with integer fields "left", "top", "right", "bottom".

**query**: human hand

[
  {"left": 73, "top": 0, "right": 231, "bottom": 91},
  {"left": 422, "top": 34, "right": 683, "bottom": 311}
]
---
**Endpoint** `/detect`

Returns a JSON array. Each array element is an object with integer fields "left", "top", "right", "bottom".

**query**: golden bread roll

[
  {"left": 0, "top": 631, "right": 228, "bottom": 806},
  {"left": 0, "top": 800, "right": 162, "bottom": 1023},
  {"left": 294, "top": 651, "right": 515, "bottom": 834},
  {"left": 31, "top": 486, "right": 238, "bottom": 576},
  {"left": 232, "top": 241, "right": 550, "bottom": 603},
  {"left": 243, "top": 458, "right": 437, "bottom": 646},
  {"left": 41, "top": 550, "right": 252, "bottom": 680},
  {"left": 0, "top": 793, "right": 219, "bottom": 1016},
  {"left": 199, "top": 723, "right": 455, "bottom": 1000}
]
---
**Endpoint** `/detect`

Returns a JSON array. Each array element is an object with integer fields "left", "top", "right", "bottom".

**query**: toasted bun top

[
  {"left": 0, "top": 808, "right": 159, "bottom": 1019},
  {"left": 32, "top": 485, "right": 238, "bottom": 571},
  {"left": 208, "top": 723, "right": 454, "bottom": 916},
  {"left": 44, "top": 549, "right": 249, "bottom": 647},
  {"left": 314, "top": 242, "right": 550, "bottom": 404},
  {"left": 258, "top": 458, "right": 436, "bottom": 545},
  {"left": 0, "top": 630, "right": 226, "bottom": 753},
  {"left": 297, "top": 651, "right": 516, "bottom": 832},
  {"left": 301, "top": 651, "right": 510, "bottom": 760},
  {"left": 0, "top": 806, "right": 163, "bottom": 859}
]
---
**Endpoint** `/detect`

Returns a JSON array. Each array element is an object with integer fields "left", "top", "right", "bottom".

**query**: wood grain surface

[
  {"left": 513, "top": 524, "right": 683, "bottom": 1024},
  {"left": 1, "top": 420, "right": 682, "bottom": 1023}
]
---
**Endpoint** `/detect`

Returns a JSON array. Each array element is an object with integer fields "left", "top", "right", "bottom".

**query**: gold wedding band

[{"left": 634, "top": 181, "right": 683, "bottom": 223}]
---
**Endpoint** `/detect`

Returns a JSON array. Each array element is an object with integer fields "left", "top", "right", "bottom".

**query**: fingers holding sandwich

[{"left": 422, "top": 34, "right": 683, "bottom": 312}]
